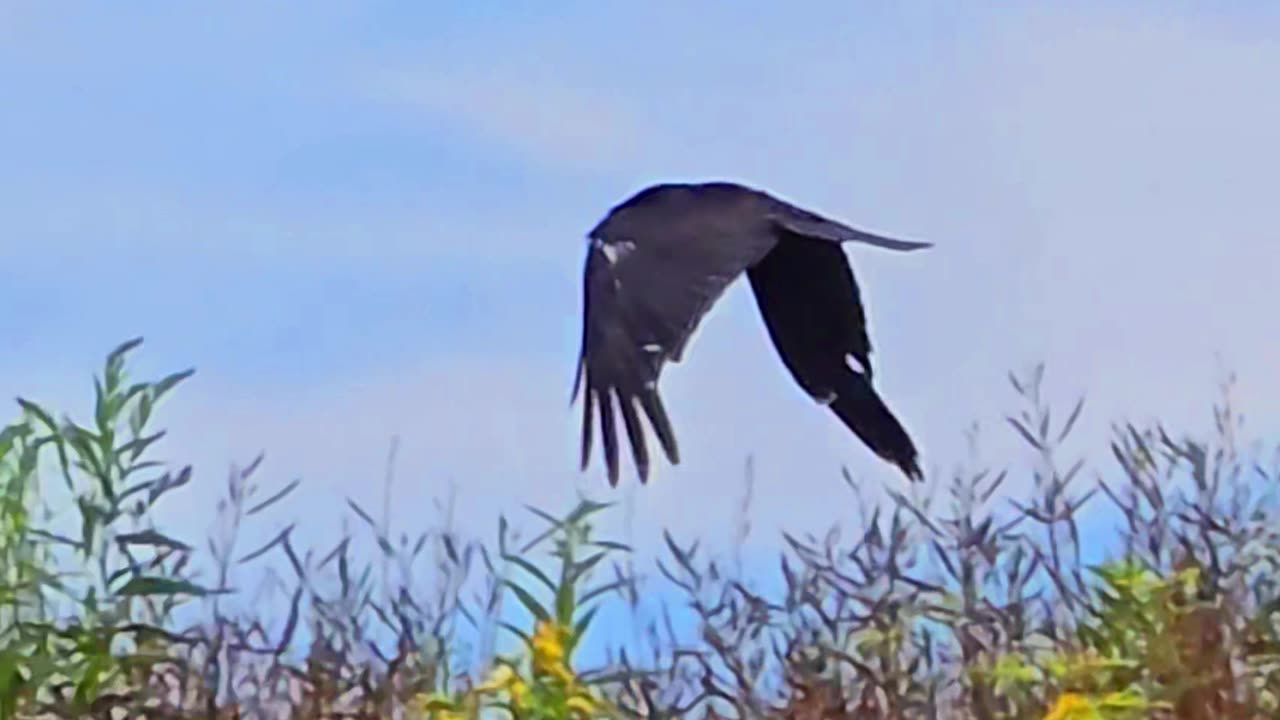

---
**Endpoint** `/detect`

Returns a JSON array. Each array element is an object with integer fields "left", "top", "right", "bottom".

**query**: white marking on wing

[
  {"left": 845, "top": 354, "right": 867, "bottom": 376},
  {"left": 815, "top": 390, "right": 837, "bottom": 406},
  {"left": 599, "top": 238, "right": 636, "bottom": 265}
]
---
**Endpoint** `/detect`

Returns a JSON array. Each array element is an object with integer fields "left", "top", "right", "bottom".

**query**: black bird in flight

[{"left": 572, "top": 181, "right": 930, "bottom": 486}]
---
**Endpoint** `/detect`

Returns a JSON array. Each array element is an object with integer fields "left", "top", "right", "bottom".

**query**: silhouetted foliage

[{"left": 1, "top": 340, "right": 1277, "bottom": 718}]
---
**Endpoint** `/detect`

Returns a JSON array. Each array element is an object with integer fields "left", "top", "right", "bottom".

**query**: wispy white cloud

[
  {"left": 363, "top": 63, "right": 645, "bottom": 175},
  {"left": 0, "top": 179, "right": 583, "bottom": 272}
]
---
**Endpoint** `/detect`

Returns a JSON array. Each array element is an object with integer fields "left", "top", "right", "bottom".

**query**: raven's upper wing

[
  {"left": 573, "top": 195, "right": 779, "bottom": 485},
  {"left": 769, "top": 207, "right": 934, "bottom": 252},
  {"left": 746, "top": 232, "right": 922, "bottom": 480}
]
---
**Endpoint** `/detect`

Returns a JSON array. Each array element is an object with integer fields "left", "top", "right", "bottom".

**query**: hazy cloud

[{"left": 364, "top": 64, "right": 645, "bottom": 175}]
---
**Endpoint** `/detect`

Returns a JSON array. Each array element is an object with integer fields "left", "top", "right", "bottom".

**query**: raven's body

[{"left": 573, "top": 181, "right": 929, "bottom": 485}]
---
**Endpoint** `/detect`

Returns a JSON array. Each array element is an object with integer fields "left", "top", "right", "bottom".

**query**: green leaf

[
  {"left": 63, "top": 422, "right": 109, "bottom": 494},
  {"left": 15, "top": 397, "right": 58, "bottom": 434},
  {"left": 555, "top": 570, "right": 575, "bottom": 626},
  {"left": 106, "top": 563, "right": 137, "bottom": 589},
  {"left": 93, "top": 376, "right": 114, "bottom": 437},
  {"left": 151, "top": 368, "right": 195, "bottom": 401},
  {"left": 524, "top": 503, "right": 563, "bottom": 530},
  {"left": 1006, "top": 416, "right": 1042, "bottom": 450},
  {"left": 275, "top": 587, "right": 303, "bottom": 654},
  {"left": 105, "top": 337, "right": 144, "bottom": 378},
  {"left": 78, "top": 497, "right": 103, "bottom": 558},
  {"left": 73, "top": 651, "right": 112, "bottom": 709},
  {"left": 418, "top": 695, "right": 461, "bottom": 712},
  {"left": 115, "top": 529, "right": 192, "bottom": 552},
  {"left": 565, "top": 498, "right": 614, "bottom": 525},
  {"left": 504, "top": 579, "right": 550, "bottom": 622},
  {"left": 578, "top": 579, "right": 631, "bottom": 608},
  {"left": 117, "top": 476, "right": 159, "bottom": 504},
  {"left": 239, "top": 525, "right": 294, "bottom": 564},
  {"left": 115, "top": 576, "right": 224, "bottom": 598},
  {"left": 345, "top": 498, "right": 379, "bottom": 529},
  {"left": 246, "top": 478, "right": 301, "bottom": 516},
  {"left": 116, "top": 431, "right": 166, "bottom": 464},
  {"left": 581, "top": 669, "right": 657, "bottom": 687},
  {"left": 570, "top": 605, "right": 599, "bottom": 654},
  {"left": 0, "top": 422, "right": 31, "bottom": 457},
  {"left": 147, "top": 465, "right": 192, "bottom": 505},
  {"left": 1098, "top": 688, "right": 1152, "bottom": 709},
  {"left": 570, "top": 551, "right": 608, "bottom": 583},
  {"left": 498, "top": 621, "right": 534, "bottom": 651},
  {"left": 504, "top": 554, "right": 557, "bottom": 594},
  {"left": 133, "top": 392, "right": 154, "bottom": 435},
  {"left": 120, "top": 381, "right": 149, "bottom": 407},
  {"left": 28, "top": 528, "right": 84, "bottom": 551}
]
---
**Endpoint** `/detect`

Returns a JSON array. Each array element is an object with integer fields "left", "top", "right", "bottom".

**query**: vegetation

[{"left": 1, "top": 339, "right": 1278, "bottom": 718}]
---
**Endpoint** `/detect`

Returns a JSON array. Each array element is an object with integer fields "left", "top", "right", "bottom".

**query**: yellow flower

[
  {"left": 566, "top": 694, "right": 596, "bottom": 717},
  {"left": 407, "top": 692, "right": 467, "bottom": 720},
  {"left": 1044, "top": 692, "right": 1098, "bottom": 720},
  {"left": 508, "top": 676, "right": 529, "bottom": 706},
  {"left": 532, "top": 620, "right": 578, "bottom": 685},
  {"left": 532, "top": 620, "right": 567, "bottom": 668},
  {"left": 476, "top": 663, "right": 517, "bottom": 693},
  {"left": 473, "top": 662, "right": 532, "bottom": 709}
]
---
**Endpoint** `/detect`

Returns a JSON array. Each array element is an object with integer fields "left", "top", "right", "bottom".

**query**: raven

[{"left": 572, "top": 181, "right": 930, "bottom": 486}]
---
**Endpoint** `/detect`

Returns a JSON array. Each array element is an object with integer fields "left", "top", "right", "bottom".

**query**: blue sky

[{"left": 3, "top": 2, "right": 1280, "bottom": 655}]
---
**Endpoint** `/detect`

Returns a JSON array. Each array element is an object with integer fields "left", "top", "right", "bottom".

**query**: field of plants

[{"left": 2, "top": 339, "right": 1278, "bottom": 719}]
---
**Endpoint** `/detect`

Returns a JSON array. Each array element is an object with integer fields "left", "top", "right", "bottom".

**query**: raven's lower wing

[
  {"left": 746, "top": 233, "right": 922, "bottom": 480},
  {"left": 574, "top": 227, "right": 776, "bottom": 485}
]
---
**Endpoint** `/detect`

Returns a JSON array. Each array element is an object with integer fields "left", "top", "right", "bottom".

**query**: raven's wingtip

[
  {"left": 883, "top": 237, "right": 934, "bottom": 253},
  {"left": 901, "top": 457, "right": 924, "bottom": 482}
]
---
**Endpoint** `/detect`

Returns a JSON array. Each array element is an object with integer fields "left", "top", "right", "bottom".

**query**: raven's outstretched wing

[
  {"left": 769, "top": 209, "right": 934, "bottom": 253},
  {"left": 572, "top": 187, "right": 779, "bottom": 485},
  {"left": 746, "top": 231, "right": 922, "bottom": 480}
]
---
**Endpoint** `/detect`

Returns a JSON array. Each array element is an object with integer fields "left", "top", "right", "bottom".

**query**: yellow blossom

[
  {"left": 532, "top": 620, "right": 577, "bottom": 685},
  {"left": 508, "top": 676, "right": 529, "bottom": 706},
  {"left": 1044, "top": 692, "right": 1098, "bottom": 720},
  {"left": 532, "top": 620, "right": 567, "bottom": 668},
  {"left": 476, "top": 663, "right": 517, "bottom": 693},
  {"left": 407, "top": 692, "right": 467, "bottom": 720},
  {"left": 566, "top": 694, "right": 596, "bottom": 716},
  {"left": 472, "top": 662, "right": 532, "bottom": 709}
]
